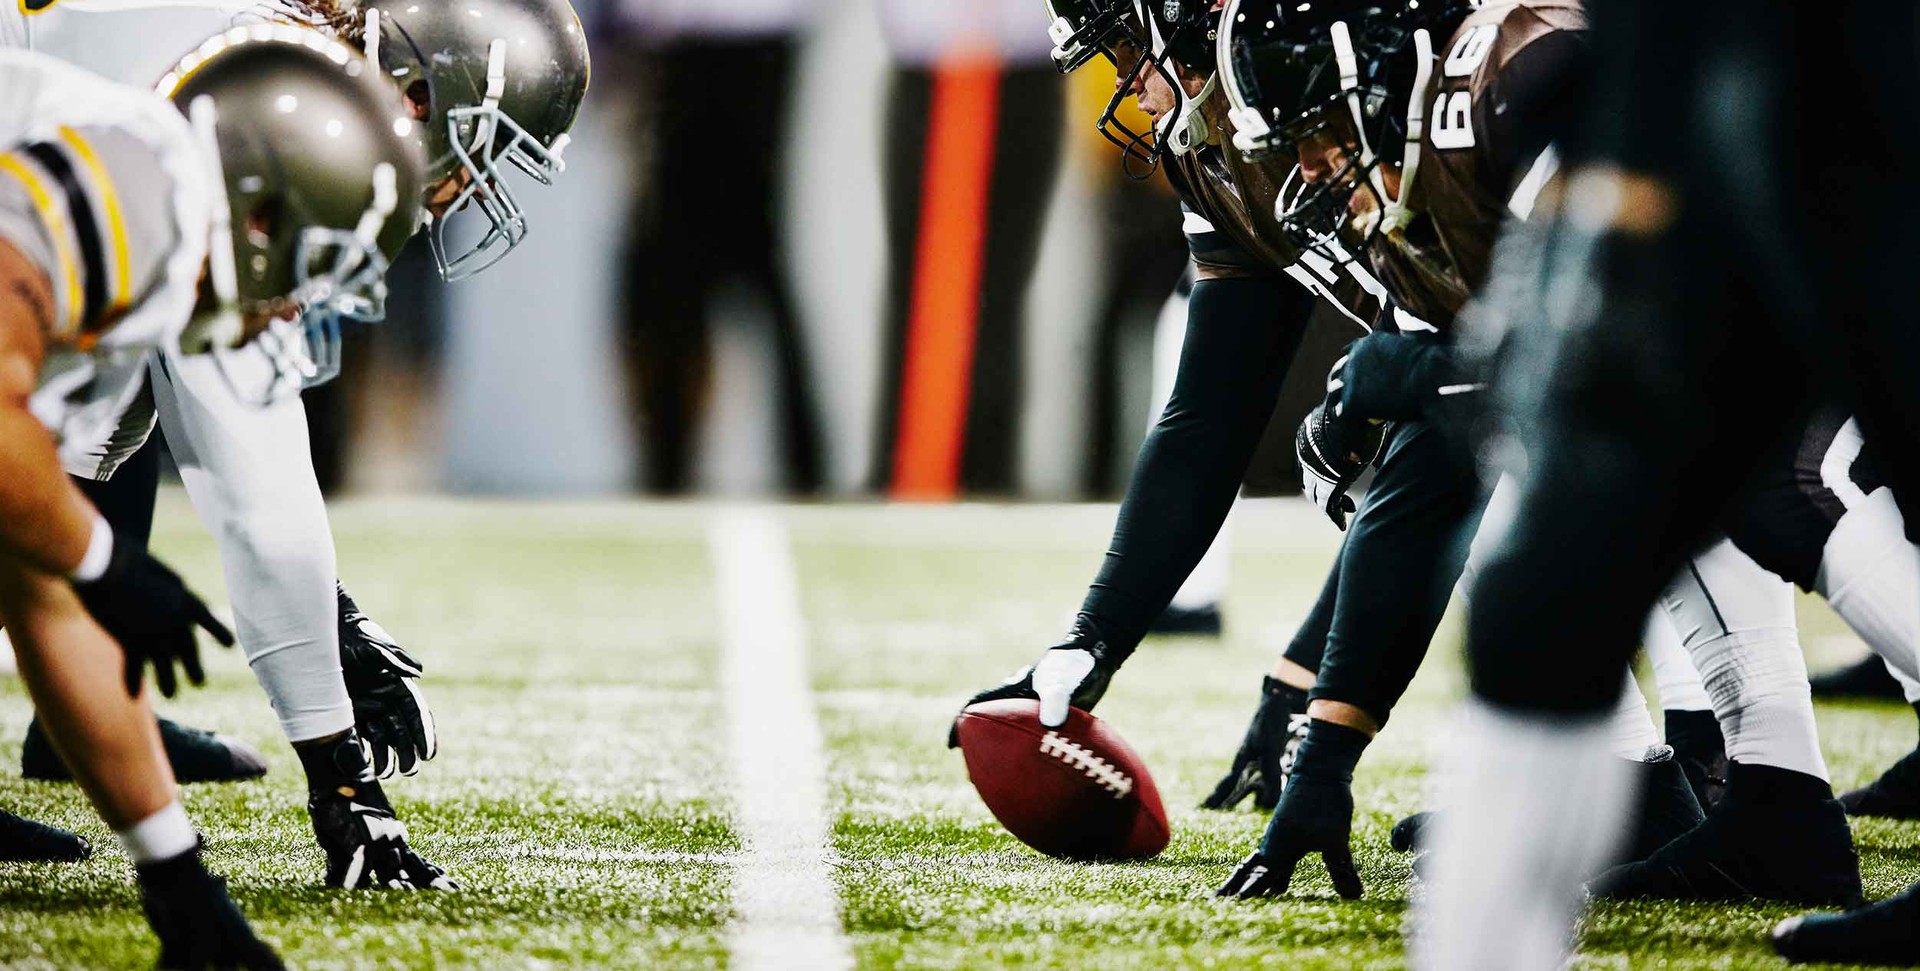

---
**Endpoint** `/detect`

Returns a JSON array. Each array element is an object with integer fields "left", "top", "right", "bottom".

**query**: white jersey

[
  {"left": 0, "top": 0, "right": 299, "bottom": 88},
  {"left": 0, "top": 50, "right": 213, "bottom": 476}
]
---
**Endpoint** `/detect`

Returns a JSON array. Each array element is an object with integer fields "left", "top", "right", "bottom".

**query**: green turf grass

[{"left": 1, "top": 497, "right": 1912, "bottom": 969}]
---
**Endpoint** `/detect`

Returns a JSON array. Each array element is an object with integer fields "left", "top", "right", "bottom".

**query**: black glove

[
  {"left": 1327, "top": 330, "right": 1472, "bottom": 425},
  {"left": 1215, "top": 774, "right": 1363, "bottom": 899},
  {"left": 947, "top": 618, "right": 1131, "bottom": 748},
  {"left": 137, "top": 845, "right": 285, "bottom": 970},
  {"left": 303, "top": 732, "right": 457, "bottom": 890},
  {"left": 1202, "top": 676, "right": 1309, "bottom": 812},
  {"left": 1295, "top": 403, "right": 1385, "bottom": 530},
  {"left": 71, "top": 537, "right": 235, "bottom": 698},
  {"left": 339, "top": 582, "right": 436, "bottom": 778}
]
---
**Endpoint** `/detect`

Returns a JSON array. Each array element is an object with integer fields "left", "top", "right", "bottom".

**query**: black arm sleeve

[{"left": 1075, "top": 275, "right": 1316, "bottom": 654}]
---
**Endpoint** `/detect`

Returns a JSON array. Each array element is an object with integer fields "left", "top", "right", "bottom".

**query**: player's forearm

[
  {"left": 0, "top": 402, "right": 97, "bottom": 576},
  {"left": 1078, "top": 276, "right": 1315, "bottom": 651}
]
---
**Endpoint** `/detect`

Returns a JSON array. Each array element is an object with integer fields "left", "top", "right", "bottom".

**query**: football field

[{"left": 0, "top": 494, "right": 1913, "bottom": 969}]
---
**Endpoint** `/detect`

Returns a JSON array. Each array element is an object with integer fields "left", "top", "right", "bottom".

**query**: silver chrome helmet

[
  {"left": 160, "top": 25, "right": 425, "bottom": 399},
  {"left": 354, "top": 0, "right": 591, "bottom": 280}
]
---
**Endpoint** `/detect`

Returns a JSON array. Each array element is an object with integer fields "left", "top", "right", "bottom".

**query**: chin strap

[
  {"left": 1330, "top": 22, "right": 1436, "bottom": 239},
  {"left": 1166, "top": 70, "right": 1220, "bottom": 157},
  {"left": 1378, "top": 28, "right": 1433, "bottom": 236}
]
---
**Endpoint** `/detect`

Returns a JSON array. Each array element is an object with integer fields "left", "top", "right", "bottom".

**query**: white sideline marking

[{"left": 710, "top": 507, "right": 852, "bottom": 971}]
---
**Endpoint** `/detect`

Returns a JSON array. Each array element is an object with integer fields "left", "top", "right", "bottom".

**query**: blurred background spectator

[
  {"left": 605, "top": 0, "right": 825, "bottom": 495},
  {"left": 869, "top": 0, "right": 1062, "bottom": 498}
]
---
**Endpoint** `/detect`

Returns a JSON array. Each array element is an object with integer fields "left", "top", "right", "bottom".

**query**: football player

[
  {"left": 1399, "top": 0, "right": 1920, "bottom": 966},
  {"left": 954, "top": 0, "right": 1689, "bottom": 895},
  {"left": 2, "top": 0, "right": 589, "bottom": 889},
  {"left": 1214, "top": 0, "right": 1875, "bottom": 908},
  {"left": 951, "top": 0, "right": 1380, "bottom": 795},
  {"left": 0, "top": 29, "right": 425, "bottom": 964}
]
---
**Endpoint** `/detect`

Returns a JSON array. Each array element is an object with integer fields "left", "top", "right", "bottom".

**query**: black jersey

[{"left": 1369, "top": 0, "right": 1586, "bottom": 326}]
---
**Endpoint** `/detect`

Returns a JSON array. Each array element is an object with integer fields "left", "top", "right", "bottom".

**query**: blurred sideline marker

[
  {"left": 890, "top": 51, "right": 1002, "bottom": 500},
  {"left": 710, "top": 507, "right": 851, "bottom": 971}
]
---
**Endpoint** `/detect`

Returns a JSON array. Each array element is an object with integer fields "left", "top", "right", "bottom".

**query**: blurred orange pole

[{"left": 889, "top": 51, "right": 1001, "bottom": 501}]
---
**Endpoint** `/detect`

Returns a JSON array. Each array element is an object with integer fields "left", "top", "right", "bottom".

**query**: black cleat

[
  {"left": 0, "top": 808, "right": 90, "bottom": 862},
  {"left": 1773, "top": 880, "right": 1920, "bottom": 966},
  {"left": 302, "top": 733, "right": 455, "bottom": 890},
  {"left": 1148, "top": 604, "right": 1223, "bottom": 637},
  {"left": 1840, "top": 747, "right": 1920, "bottom": 820},
  {"left": 1809, "top": 655, "right": 1905, "bottom": 701},
  {"left": 138, "top": 845, "right": 284, "bottom": 970},
  {"left": 1391, "top": 749, "right": 1703, "bottom": 864},
  {"left": 1390, "top": 811, "right": 1429, "bottom": 853},
  {"left": 1664, "top": 709, "right": 1729, "bottom": 810},
  {"left": 23, "top": 717, "right": 267, "bottom": 785},
  {"left": 1588, "top": 762, "right": 1862, "bottom": 907}
]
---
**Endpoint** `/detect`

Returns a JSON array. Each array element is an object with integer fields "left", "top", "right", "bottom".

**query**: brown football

[{"left": 954, "top": 698, "right": 1169, "bottom": 861}]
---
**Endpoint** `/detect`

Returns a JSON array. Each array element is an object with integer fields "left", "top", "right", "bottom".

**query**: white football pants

[{"left": 150, "top": 343, "right": 352, "bottom": 743}]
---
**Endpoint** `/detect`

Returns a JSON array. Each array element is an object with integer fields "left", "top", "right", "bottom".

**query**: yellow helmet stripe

[
  {"left": 0, "top": 151, "right": 81, "bottom": 338},
  {"left": 56, "top": 126, "right": 131, "bottom": 321}
]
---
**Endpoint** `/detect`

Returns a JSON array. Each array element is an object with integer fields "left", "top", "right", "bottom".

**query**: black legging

[
  {"left": 75, "top": 431, "right": 161, "bottom": 553},
  {"left": 1280, "top": 421, "right": 1485, "bottom": 724},
  {"left": 1076, "top": 275, "right": 1315, "bottom": 652}
]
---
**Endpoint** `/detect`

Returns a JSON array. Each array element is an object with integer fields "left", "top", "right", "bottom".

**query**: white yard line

[{"left": 709, "top": 506, "right": 853, "bottom": 971}]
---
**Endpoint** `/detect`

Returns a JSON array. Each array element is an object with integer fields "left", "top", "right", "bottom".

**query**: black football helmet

[
  {"left": 1218, "top": 0, "right": 1475, "bottom": 257},
  {"left": 1044, "top": 0, "right": 1221, "bottom": 178}
]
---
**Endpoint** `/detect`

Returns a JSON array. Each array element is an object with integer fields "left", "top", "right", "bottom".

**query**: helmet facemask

[
  {"left": 427, "top": 50, "right": 571, "bottom": 281},
  {"left": 288, "top": 160, "right": 404, "bottom": 389},
  {"left": 1045, "top": 0, "right": 1196, "bottom": 179},
  {"left": 364, "top": 12, "right": 576, "bottom": 281},
  {"left": 1226, "top": 4, "right": 1437, "bottom": 264}
]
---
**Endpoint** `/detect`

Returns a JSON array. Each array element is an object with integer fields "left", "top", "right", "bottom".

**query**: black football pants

[
  {"left": 1279, "top": 421, "right": 1485, "bottom": 725},
  {"left": 1467, "top": 0, "right": 1920, "bottom": 718},
  {"left": 1076, "top": 275, "right": 1315, "bottom": 652}
]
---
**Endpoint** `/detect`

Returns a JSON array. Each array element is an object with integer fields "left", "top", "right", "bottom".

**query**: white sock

[
  {"left": 1642, "top": 606, "right": 1711, "bottom": 712},
  {"left": 1816, "top": 487, "right": 1920, "bottom": 698},
  {"left": 1608, "top": 668, "right": 1663, "bottom": 758},
  {"left": 1661, "top": 539, "right": 1828, "bottom": 781},
  {"left": 116, "top": 801, "right": 197, "bottom": 864},
  {"left": 1415, "top": 700, "right": 1633, "bottom": 971}
]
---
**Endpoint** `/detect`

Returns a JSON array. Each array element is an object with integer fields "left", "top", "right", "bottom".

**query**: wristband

[
  {"left": 116, "top": 800, "right": 197, "bottom": 865},
  {"left": 69, "top": 515, "right": 114, "bottom": 584}
]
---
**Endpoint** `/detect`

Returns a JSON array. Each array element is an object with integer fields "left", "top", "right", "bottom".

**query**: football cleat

[
  {"left": 1808, "top": 655, "right": 1905, "bottom": 701},
  {"left": 1202, "top": 677, "right": 1309, "bottom": 812},
  {"left": 23, "top": 717, "right": 266, "bottom": 785},
  {"left": 1840, "top": 747, "right": 1920, "bottom": 819},
  {"left": 1587, "top": 762, "right": 1862, "bottom": 907},
  {"left": 137, "top": 845, "right": 284, "bottom": 970},
  {"left": 1147, "top": 604, "right": 1223, "bottom": 637},
  {"left": 1772, "top": 879, "right": 1920, "bottom": 966},
  {"left": 338, "top": 582, "right": 437, "bottom": 778},
  {"left": 0, "top": 808, "right": 90, "bottom": 862},
  {"left": 304, "top": 733, "right": 455, "bottom": 890},
  {"left": 1391, "top": 749, "right": 1703, "bottom": 865}
]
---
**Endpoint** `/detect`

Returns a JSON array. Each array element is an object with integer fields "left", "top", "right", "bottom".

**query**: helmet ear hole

[{"left": 404, "top": 80, "right": 431, "bottom": 122}]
